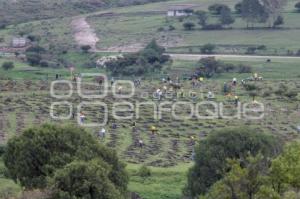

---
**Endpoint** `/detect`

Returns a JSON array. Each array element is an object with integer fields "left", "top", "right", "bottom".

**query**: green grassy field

[
  {"left": 1, "top": 0, "right": 299, "bottom": 55},
  {"left": 0, "top": 55, "right": 300, "bottom": 198},
  {"left": 86, "top": 0, "right": 300, "bottom": 54},
  {"left": 0, "top": 158, "right": 190, "bottom": 199},
  {"left": 0, "top": 0, "right": 300, "bottom": 198},
  {"left": 128, "top": 163, "right": 191, "bottom": 199}
]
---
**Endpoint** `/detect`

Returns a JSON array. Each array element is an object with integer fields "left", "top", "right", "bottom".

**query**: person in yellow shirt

[
  {"left": 151, "top": 126, "right": 157, "bottom": 135},
  {"left": 234, "top": 95, "right": 239, "bottom": 106}
]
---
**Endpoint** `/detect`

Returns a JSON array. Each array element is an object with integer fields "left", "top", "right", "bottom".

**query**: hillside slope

[{"left": 0, "top": 0, "right": 168, "bottom": 25}]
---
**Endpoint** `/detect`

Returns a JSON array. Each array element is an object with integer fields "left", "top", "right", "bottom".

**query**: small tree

[
  {"left": 81, "top": 45, "right": 91, "bottom": 53},
  {"left": 269, "top": 142, "right": 300, "bottom": 193},
  {"left": 241, "top": 0, "right": 269, "bottom": 28},
  {"left": 220, "top": 7, "right": 235, "bottom": 26},
  {"left": 138, "top": 165, "right": 152, "bottom": 178},
  {"left": 51, "top": 159, "right": 123, "bottom": 199},
  {"left": 3, "top": 124, "right": 129, "bottom": 192},
  {"left": 201, "top": 44, "right": 216, "bottom": 54},
  {"left": 183, "top": 22, "right": 195, "bottom": 30},
  {"left": 296, "top": 2, "right": 300, "bottom": 12},
  {"left": 235, "top": 2, "right": 242, "bottom": 14},
  {"left": 273, "top": 16, "right": 284, "bottom": 28},
  {"left": 2, "top": 62, "right": 14, "bottom": 70},
  {"left": 208, "top": 4, "right": 230, "bottom": 15},
  {"left": 185, "top": 127, "right": 281, "bottom": 197},
  {"left": 195, "top": 10, "right": 208, "bottom": 27},
  {"left": 26, "top": 52, "right": 42, "bottom": 66}
]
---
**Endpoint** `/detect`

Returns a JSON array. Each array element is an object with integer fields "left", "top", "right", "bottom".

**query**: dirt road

[
  {"left": 70, "top": 17, "right": 300, "bottom": 62},
  {"left": 168, "top": 53, "right": 300, "bottom": 62}
]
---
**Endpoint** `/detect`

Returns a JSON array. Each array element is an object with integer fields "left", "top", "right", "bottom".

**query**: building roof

[{"left": 168, "top": 4, "right": 195, "bottom": 11}]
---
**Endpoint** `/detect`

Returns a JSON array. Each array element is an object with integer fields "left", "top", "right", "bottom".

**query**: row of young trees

[
  {"left": 195, "top": 57, "right": 252, "bottom": 78},
  {"left": 183, "top": 7, "right": 235, "bottom": 31},
  {"left": 183, "top": 0, "right": 287, "bottom": 30},
  {"left": 238, "top": 0, "right": 287, "bottom": 28}
]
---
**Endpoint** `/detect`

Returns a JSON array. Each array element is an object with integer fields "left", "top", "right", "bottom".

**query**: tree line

[
  {"left": 182, "top": 0, "right": 288, "bottom": 31},
  {"left": 184, "top": 127, "right": 300, "bottom": 199}
]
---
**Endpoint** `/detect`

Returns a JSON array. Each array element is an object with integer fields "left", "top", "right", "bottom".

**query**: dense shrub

[
  {"left": 81, "top": 45, "right": 91, "bottom": 53},
  {"left": 273, "top": 16, "right": 284, "bottom": 28},
  {"left": 106, "top": 40, "right": 171, "bottom": 76},
  {"left": 168, "top": 25, "right": 175, "bottom": 31},
  {"left": 185, "top": 127, "right": 281, "bottom": 197},
  {"left": 295, "top": 2, "right": 300, "bottom": 12},
  {"left": 138, "top": 165, "right": 152, "bottom": 178},
  {"left": 3, "top": 124, "right": 129, "bottom": 193},
  {"left": 26, "top": 52, "right": 42, "bottom": 66},
  {"left": 1, "top": 62, "right": 14, "bottom": 70},
  {"left": 284, "top": 90, "right": 298, "bottom": 99},
  {"left": 200, "top": 44, "right": 216, "bottom": 54},
  {"left": 220, "top": 6, "right": 235, "bottom": 26},
  {"left": 208, "top": 4, "right": 230, "bottom": 15},
  {"left": 51, "top": 159, "right": 124, "bottom": 199},
  {"left": 238, "top": 64, "right": 253, "bottom": 73},
  {"left": 243, "top": 82, "right": 261, "bottom": 91},
  {"left": 195, "top": 10, "right": 208, "bottom": 27},
  {"left": 26, "top": 45, "right": 46, "bottom": 53},
  {"left": 274, "top": 83, "right": 288, "bottom": 96},
  {"left": 235, "top": 2, "right": 242, "bottom": 14},
  {"left": 202, "top": 24, "right": 223, "bottom": 30},
  {"left": 183, "top": 22, "right": 195, "bottom": 30},
  {"left": 192, "top": 57, "right": 253, "bottom": 78},
  {"left": 246, "top": 46, "right": 257, "bottom": 54},
  {"left": 25, "top": 45, "right": 46, "bottom": 66},
  {"left": 257, "top": 45, "right": 267, "bottom": 50}
]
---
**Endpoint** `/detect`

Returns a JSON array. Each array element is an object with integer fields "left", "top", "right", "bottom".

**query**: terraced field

[{"left": 1, "top": 62, "right": 299, "bottom": 166}]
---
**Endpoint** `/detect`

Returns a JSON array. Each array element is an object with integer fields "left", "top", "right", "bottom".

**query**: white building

[
  {"left": 167, "top": 5, "right": 194, "bottom": 17},
  {"left": 11, "top": 37, "right": 27, "bottom": 48},
  {"left": 96, "top": 55, "right": 123, "bottom": 68}
]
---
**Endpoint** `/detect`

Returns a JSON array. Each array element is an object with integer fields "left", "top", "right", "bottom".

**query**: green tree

[
  {"left": 3, "top": 124, "right": 128, "bottom": 194},
  {"left": 235, "top": 2, "right": 242, "bottom": 14},
  {"left": 220, "top": 7, "right": 235, "bottom": 26},
  {"left": 25, "top": 45, "right": 45, "bottom": 66},
  {"left": 51, "top": 159, "right": 123, "bottom": 199},
  {"left": 273, "top": 15, "right": 284, "bottom": 28},
  {"left": 183, "top": 22, "right": 195, "bottom": 30},
  {"left": 106, "top": 40, "right": 170, "bottom": 76},
  {"left": 138, "top": 165, "right": 152, "bottom": 178},
  {"left": 296, "top": 2, "right": 300, "bottom": 12},
  {"left": 185, "top": 127, "right": 281, "bottom": 197},
  {"left": 200, "top": 44, "right": 216, "bottom": 54},
  {"left": 261, "top": 0, "right": 287, "bottom": 27},
  {"left": 1, "top": 62, "right": 14, "bottom": 70},
  {"left": 195, "top": 10, "right": 208, "bottom": 27},
  {"left": 201, "top": 155, "right": 280, "bottom": 199},
  {"left": 208, "top": 4, "right": 230, "bottom": 15},
  {"left": 26, "top": 52, "right": 41, "bottom": 66},
  {"left": 269, "top": 142, "right": 300, "bottom": 193},
  {"left": 241, "top": 0, "right": 269, "bottom": 28},
  {"left": 81, "top": 45, "right": 92, "bottom": 53}
]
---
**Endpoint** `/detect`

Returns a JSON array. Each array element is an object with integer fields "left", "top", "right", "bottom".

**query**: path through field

[
  {"left": 71, "top": 17, "right": 99, "bottom": 51},
  {"left": 168, "top": 53, "right": 300, "bottom": 62}
]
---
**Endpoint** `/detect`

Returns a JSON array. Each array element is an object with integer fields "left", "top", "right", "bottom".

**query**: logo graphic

[{"left": 50, "top": 74, "right": 265, "bottom": 127}]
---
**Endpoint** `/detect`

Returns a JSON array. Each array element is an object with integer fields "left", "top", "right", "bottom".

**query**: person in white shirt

[{"left": 99, "top": 128, "right": 106, "bottom": 138}]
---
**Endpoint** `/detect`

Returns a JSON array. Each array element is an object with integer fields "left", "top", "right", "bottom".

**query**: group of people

[{"left": 74, "top": 73, "right": 265, "bottom": 157}]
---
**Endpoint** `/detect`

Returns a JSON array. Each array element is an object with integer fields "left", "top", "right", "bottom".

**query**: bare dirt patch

[{"left": 71, "top": 17, "right": 99, "bottom": 51}]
